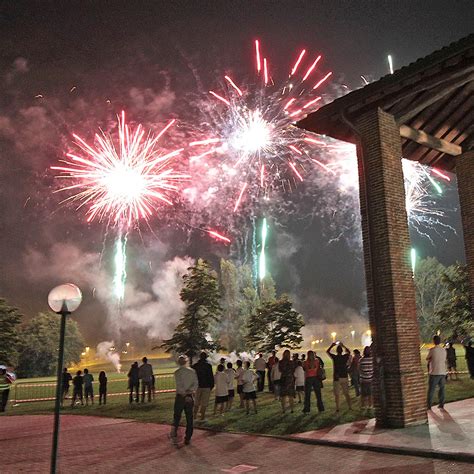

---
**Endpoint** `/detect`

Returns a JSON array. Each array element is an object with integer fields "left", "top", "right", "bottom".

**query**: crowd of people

[
  {"left": 169, "top": 343, "right": 375, "bottom": 445},
  {"left": 2, "top": 336, "right": 473, "bottom": 447},
  {"left": 60, "top": 356, "right": 156, "bottom": 407}
]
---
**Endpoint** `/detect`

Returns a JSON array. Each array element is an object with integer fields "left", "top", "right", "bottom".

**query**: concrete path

[
  {"left": 1, "top": 414, "right": 473, "bottom": 473},
  {"left": 292, "top": 398, "right": 474, "bottom": 461}
]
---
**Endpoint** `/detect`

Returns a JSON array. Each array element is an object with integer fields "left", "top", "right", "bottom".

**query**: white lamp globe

[{"left": 48, "top": 284, "right": 82, "bottom": 313}]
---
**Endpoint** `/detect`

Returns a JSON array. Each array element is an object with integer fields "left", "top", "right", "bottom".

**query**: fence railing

[{"left": 12, "top": 373, "right": 175, "bottom": 405}]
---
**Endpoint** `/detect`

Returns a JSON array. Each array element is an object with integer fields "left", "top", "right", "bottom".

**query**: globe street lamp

[{"left": 48, "top": 283, "right": 82, "bottom": 474}]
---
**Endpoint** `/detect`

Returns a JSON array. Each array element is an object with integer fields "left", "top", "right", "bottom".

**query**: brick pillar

[
  {"left": 455, "top": 151, "right": 474, "bottom": 311},
  {"left": 356, "top": 108, "right": 427, "bottom": 428}
]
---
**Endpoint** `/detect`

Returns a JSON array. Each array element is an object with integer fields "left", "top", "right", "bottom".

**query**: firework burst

[
  {"left": 52, "top": 111, "right": 188, "bottom": 227},
  {"left": 190, "top": 40, "right": 333, "bottom": 211}
]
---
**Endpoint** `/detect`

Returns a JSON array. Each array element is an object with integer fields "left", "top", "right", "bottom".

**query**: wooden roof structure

[{"left": 297, "top": 34, "right": 474, "bottom": 172}]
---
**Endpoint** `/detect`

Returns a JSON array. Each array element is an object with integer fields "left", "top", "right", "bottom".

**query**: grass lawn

[{"left": 4, "top": 373, "right": 474, "bottom": 436}]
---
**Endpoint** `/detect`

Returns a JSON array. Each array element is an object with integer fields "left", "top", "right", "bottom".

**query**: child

[
  {"left": 242, "top": 361, "right": 258, "bottom": 415},
  {"left": 71, "top": 370, "right": 84, "bottom": 407},
  {"left": 294, "top": 360, "right": 305, "bottom": 404},
  {"left": 271, "top": 357, "right": 281, "bottom": 401},
  {"left": 83, "top": 368, "right": 94, "bottom": 406},
  {"left": 214, "top": 364, "right": 229, "bottom": 415},
  {"left": 225, "top": 362, "right": 236, "bottom": 411},
  {"left": 235, "top": 359, "right": 245, "bottom": 408},
  {"left": 349, "top": 349, "right": 361, "bottom": 396},
  {"left": 99, "top": 371, "right": 107, "bottom": 405}
]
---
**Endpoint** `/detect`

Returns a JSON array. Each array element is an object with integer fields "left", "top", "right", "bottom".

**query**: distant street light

[
  {"left": 351, "top": 330, "right": 355, "bottom": 342},
  {"left": 331, "top": 332, "right": 337, "bottom": 342},
  {"left": 48, "top": 283, "right": 82, "bottom": 474}
]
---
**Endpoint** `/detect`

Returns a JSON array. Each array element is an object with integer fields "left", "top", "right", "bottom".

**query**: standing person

[
  {"left": 235, "top": 359, "right": 245, "bottom": 408},
  {"left": 242, "top": 361, "right": 258, "bottom": 414},
  {"left": 464, "top": 341, "right": 474, "bottom": 379},
  {"left": 192, "top": 352, "right": 214, "bottom": 421},
  {"left": 267, "top": 351, "right": 277, "bottom": 392},
  {"left": 301, "top": 354, "right": 306, "bottom": 363},
  {"left": 225, "top": 362, "right": 236, "bottom": 411},
  {"left": 359, "top": 346, "right": 374, "bottom": 410},
  {"left": 213, "top": 364, "right": 229, "bottom": 416},
  {"left": 98, "top": 371, "right": 107, "bottom": 405},
  {"left": 327, "top": 342, "right": 352, "bottom": 412},
  {"left": 294, "top": 360, "right": 305, "bottom": 404},
  {"left": 139, "top": 357, "right": 154, "bottom": 403},
  {"left": 83, "top": 368, "right": 94, "bottom": 406},
  {"left": 271, "top": 357, "right": 281, "bottom": 401},
  {"left": 302, "top": 350, "right": 325, "bottom": 414},
  {"left": 446, "top": 342, "right": 458, "bottom": 381},
  {"left": 151, "top": 373, "right": 156, "bottom": 400},
  {"left": 170, "top": 355, "right": 198, "bottom": 446},
  {"left": 279, "top": 349, "right": 296, "bottom": 414},
  {"left": 61, "top": 368, "right": 72, "bottom": 406},
  {"left": 349, "top": 349, "right": 361, "bottom": 397},
  {"left": 128, "top": 362, "right": 140, "bottom": 404},
  {"left": 253, "top": 353, "right": 267, "bottom": 392},
  {"left": 427, "top": 335, "right": 447, "bottom": 409},
  {"left": 71, "top": 370, "right": 84, "bottom": 408},
  {"left": 0, "top": 368, "right": 14, "bottom": 412}
]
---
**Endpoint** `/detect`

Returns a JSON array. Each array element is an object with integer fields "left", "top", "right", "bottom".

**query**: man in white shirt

[
  {"left": 254, "top": 353, "right": 267, "bottom": 392},
  {"left": 171, "top": 356, "right": 198, "bottom": 445},
  {"left": 138, "top": 357, "right": 154, "bottom": 403},
  {"left": 427, "top": 335, "right": 447, "bottom": 410}
]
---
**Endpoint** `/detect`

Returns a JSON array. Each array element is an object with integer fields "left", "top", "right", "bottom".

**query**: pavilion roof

[{"left": 297, "top": 34, "right": 474, "bottom": 171}]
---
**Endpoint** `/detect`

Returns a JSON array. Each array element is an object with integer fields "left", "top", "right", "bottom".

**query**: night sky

[{"left": 1, "top": 1, "right": 473, "bottom": 344}]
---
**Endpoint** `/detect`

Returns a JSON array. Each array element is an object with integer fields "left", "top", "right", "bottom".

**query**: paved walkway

[
  {"left": 1, "top": 414, "right": 473, "bottom": 473},
  {"left": 292, "top": 399, "right": 474, "bottom": 461}
]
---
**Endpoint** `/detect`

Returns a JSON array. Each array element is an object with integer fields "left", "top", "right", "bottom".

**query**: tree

[
  {"left": 260, "top": 274, "right": 276, "bottom": 304},
  {"left": 246, "top": 295, "right": 304, "bottom": 352},
  {"left": 0, "top": 298, "right": 22, "bottom": 366},
  {"left": 17, "top": 312, "right": 85, "bottom": 377},
  {"left": 414, "top": 257, "right": 450, "bottom": 341},
  {"left": 162, "top": 259, "right": 222, "bottom": 365},
  {"left": 219, "top": 259, "right": 244, "bottom": 352},
  {"left": 435, "top": 263, "right": 474, "bottom": 340}
]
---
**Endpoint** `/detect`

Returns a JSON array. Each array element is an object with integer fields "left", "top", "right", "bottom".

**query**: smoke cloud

[
  {"left": 23, "top": 241, "right": 193, "bottom": 342},
  {"left": 96, "top": 341, "right": 122, "bottom": 373}
]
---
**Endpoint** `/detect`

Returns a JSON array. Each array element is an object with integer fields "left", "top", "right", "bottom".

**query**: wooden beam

[
  {"left": 396, "top": 73, "right": 474, "bottom": 124},
  {"left": 399, "top": 125, "right": 462, "bottom": 156}
]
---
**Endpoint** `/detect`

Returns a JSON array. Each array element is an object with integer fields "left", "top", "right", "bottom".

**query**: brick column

[
  {"left": 356, "top": 108, "right": 427, "bottom": 428},
  {"left": 455, "top": 151, "right": 474, "bottom": 311}
]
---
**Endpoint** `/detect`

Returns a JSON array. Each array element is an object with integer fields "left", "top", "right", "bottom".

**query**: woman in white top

[
  {"left": 224, "top": 362, "right": 236, "bottom": 411},
  {"left": 294, "top": 360, "right": 305, "bottom": 404},
  {"left": 235, "top": 359, "right": 245, "bottom": 408},
  {"left": 214, "top": 364, "right": 229, "bottom": 415},
  {"left": 242, "top": 361, "right": 258, "bottom": 415}
]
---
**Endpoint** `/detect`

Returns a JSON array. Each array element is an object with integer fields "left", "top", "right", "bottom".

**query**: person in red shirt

[{"left": 302, "top": 351, "right": 325, "bottom": 413}]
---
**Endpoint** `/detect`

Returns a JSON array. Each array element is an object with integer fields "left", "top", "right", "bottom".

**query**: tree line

[
  {"left": 161, "top": 258, "right": 304, "bottom": 364},
  {"left": 0, "top": 301, "right": 84, "bottom": 377}
]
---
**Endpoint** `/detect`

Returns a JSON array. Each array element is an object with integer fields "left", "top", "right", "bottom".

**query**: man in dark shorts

[
  {"left": 71, "top": 370, "right": 84, "bottom": 407},
  {"left": 235, "top": 359, "right": 245, "bottom": 408},
  {"left": 83, "top": 368, "right": 94, "bottom": 405},
  {"left": 327, "top": 342, "right": 352, "bottom": 412},
  {"left": 61, "top": 368, "right": 72, "bottom": 406}
]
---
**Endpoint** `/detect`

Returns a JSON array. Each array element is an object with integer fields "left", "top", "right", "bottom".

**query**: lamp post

[
  {"left": 351, "top": 330, "right": 355, "bottom": 342},
  {"left": 48, "top": 283, "right": 82, "bottom": 474},
  {"left": 331, "top": 332, "right": 337, "bottom": 343}
]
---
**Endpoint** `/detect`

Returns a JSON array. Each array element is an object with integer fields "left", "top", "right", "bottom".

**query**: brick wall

[
  {"left": 356, "top": 108, "right": 427, "bottom": 428},
  {"left": 455, "top": 151, "right": 474, "bottom": 311}
]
